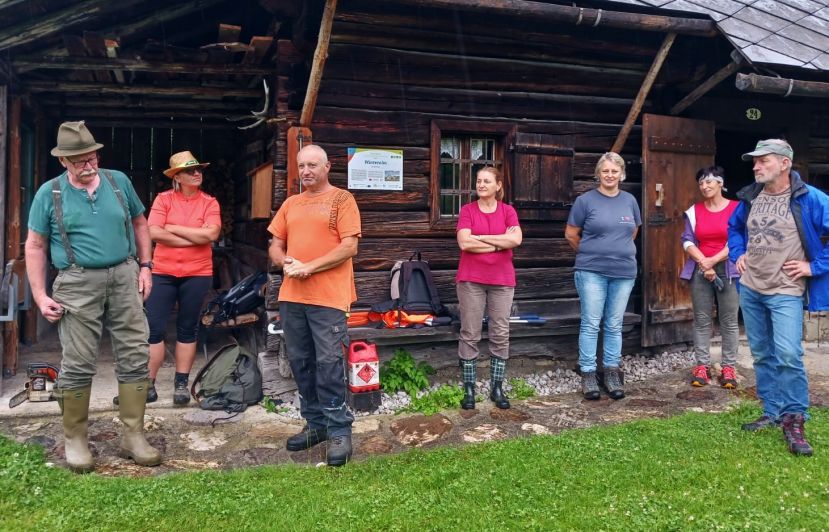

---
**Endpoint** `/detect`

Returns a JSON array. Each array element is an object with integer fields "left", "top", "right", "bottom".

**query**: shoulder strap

[
  {"left": 101, "top": 170, "right": 136, "bottom": 258},
  {"left": 51, "top": 177, "right": 77, "bottom": 267}
]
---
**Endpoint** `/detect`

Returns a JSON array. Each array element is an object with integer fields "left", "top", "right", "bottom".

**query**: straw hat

[
  {"left": 50, "top": 121, "right": 104, "bottom": 157},
  {"left": 163, "top": 151, "right": 211, "bottom": 177}
]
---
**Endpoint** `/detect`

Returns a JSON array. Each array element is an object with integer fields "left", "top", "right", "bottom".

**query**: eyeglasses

[
  {"left": 66, "top": 155, "right": 98, "bottom": 168},
  {"left": 179, "top": 168, "right": 202, "bottom": 176}
]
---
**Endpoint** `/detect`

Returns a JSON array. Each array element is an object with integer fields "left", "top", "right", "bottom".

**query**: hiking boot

[
  {"left": 582, "top": 371, "right": 600, "bottom": 400},
  {"left": 741, "top": 415, "right": 780, "bottom": 432},
  {"left": 604, "top": 367, "right": 625, "bottom": 400},
  {"left": 490, "top": 381, "right": 511, "bottom": 409},
  {"left": 113, "top": 379, "right": 157, "bottom": 406},
  {"left": 326, "top": 435, "right": 352, "bottom": 467},
  {"left": 781, "top": 414, "right": 813, "bottom": 457},
  {"left": 286, "top": 427, "right": 328, "bottom": 451},
  {"left": 719, "top": 366, "right": 738, "bottom": 389},
  {"left": 690, "top": 365, "right": 710, "bottom": 387},
  {"left": 173, "top": 380, "right": 191, "bottom": 406}
]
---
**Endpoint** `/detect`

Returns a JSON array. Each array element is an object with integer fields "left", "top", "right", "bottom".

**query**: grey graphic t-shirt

[{"left": 741, "top": 188, "right": 806, "bottom": 296}]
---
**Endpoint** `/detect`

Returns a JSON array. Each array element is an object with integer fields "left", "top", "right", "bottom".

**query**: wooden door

[{"left": 641, "top": 114, "right": 715, "bottom": 347}]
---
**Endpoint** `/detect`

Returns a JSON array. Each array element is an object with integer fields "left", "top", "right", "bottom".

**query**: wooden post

[
  {"left": 3, "top": 95, "right": 21, "bottom": 375},
  {"left": 611, "top": 32, "right": 676, "bottom": 154},
  {"left": 670, "top": 60, "right": 741, "bottom": 115},
  {"left": 300, "top": 0, "right": 337, "bottom": 127},
  {"left": 286, "top": 126, "right": 312, "bottom": 196},
  {"left": 0, "top": 85, "right": 5, "bottom": 378}
]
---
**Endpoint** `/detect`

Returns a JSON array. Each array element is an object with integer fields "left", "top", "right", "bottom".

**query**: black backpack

[
  {"left": 203, "top": 272, "right": 267, "bottom": 326},
  {"left": 191, "top": 342, "right": 263, "bottom": 413},
  {"left": 372, "top": 252, "right": 445, "bottom": 315}
]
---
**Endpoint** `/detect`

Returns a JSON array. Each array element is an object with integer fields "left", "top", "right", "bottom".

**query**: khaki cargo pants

[{"left": 53, "top": 259, "right": 150, "bottom": 389}]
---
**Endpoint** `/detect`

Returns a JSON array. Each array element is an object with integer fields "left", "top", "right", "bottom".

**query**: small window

[
  {"left": 439, "top": 136, "right": 499, "bottom": 217},
  {"left": 430, "top": 121, "right": 511, "bottom": 227}
]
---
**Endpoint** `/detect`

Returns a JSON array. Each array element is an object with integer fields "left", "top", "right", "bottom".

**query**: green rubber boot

[
  {"left": 60, "top": 387, "right": 95, "bottom": 473},
  {"left": 117, "top": 381, "right": 162, "bottom": 467}
]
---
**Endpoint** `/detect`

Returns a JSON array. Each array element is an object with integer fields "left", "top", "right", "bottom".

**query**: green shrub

[
  {"left": 380, "top": 348, "right": 434, "bottom": 397},
  {"left": 401, "top": 384, "right": 464, "bottom": 415},
  {"left": 508, "top": 377, "right": 536, "bottom": 400}
]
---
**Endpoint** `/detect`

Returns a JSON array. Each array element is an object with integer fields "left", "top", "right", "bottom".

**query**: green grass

[{"left": 2, "top": 404, "right": 828, "bottom": 530}]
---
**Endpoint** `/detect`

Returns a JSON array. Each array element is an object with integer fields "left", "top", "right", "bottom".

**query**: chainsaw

[{"left": 8, "top": 363, "right": 60, "bottom": 408}]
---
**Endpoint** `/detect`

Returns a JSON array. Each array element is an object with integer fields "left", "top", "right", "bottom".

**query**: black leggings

[{"left": 145, "top": 274, "right": 212, "bottom": 344}]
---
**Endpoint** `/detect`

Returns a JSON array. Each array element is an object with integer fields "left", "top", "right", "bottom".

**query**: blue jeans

[
  {"left": 739, "top": 285, "right": 809, "bottom": 420},
  {"left": 574, "top": 270, "right": 635, "bottom": 373},
  {"left": 280, "top": 302, "right": 354, "bottom": 437}
]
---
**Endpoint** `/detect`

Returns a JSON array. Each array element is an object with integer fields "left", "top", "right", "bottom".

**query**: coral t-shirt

[
  {"left": 267, "top": 187, "right": 361, "bottom": 312},
  {"left": 694, "top": 200, "right": 738, "bottom": 258},
  {"left": 455, "top": 201, "right": 519, "bottom": 287},
  {"left": 148, "top": 190, "right": 221, "bottom": 277}
]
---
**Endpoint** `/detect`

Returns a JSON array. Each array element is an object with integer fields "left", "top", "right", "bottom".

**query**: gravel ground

[{"left": 273, "top": 350, "right": 697, "bottom": 419}]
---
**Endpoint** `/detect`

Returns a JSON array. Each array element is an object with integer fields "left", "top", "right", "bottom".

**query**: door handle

[{"left": 655, "top": 183, "right": 664, "bottom": 207}]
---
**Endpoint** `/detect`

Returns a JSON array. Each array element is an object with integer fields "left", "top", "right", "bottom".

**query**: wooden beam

[
  {"left": 735, "top": 73, "right": 829, "bottom": 99},
  {"left": 300, "top": 0, "right": 337, "bottom": 127},
  {"left": 670, "top": 60, "right": 741, "bottom": 115},
  {"left": 38, "top": 96, "right": 251, "bottom": 112},
  {"left": 14, "top": 56, "right": 274, "bottom": 76},
  {"left": 0, "top": 0, "right": 144, "bottom": 52},
  {"left": 612, "top": 32, "right": 676, "bottom": 153},
  {"left": 381, "top": 0, "right": 717, "bottom": 37},
  {"left": 3, "top": 97, "right": 22, "bottom": 377},
  {"left": 0, "top": 85, "right": 6, "bottom": 325},
  {"left": 287, "top": 126, "right": 312, "bottom": 196},
  {"left": 56, "top": 108, "right": 244, "bottom": 120},
  {"left": 36, "top": 0, "right": 229, "bottom": 58},
  {"left": 26, "top": 81, "right": 262, "bottom": 98},
  {"left": 75, "top": 119, "right": 233, "bottom": 130}
]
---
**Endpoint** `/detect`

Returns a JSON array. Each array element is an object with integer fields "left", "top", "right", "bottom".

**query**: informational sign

[{"left": 347, "top": 147, "right": 403, "bottom": 190}]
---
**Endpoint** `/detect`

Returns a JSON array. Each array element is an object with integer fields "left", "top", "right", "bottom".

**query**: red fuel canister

[{"left": 348, "top": 340, "right": 380, "bottom": 393}]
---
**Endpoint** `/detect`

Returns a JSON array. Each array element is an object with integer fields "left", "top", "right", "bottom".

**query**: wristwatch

[{"left": 140, "top": 261, "right": 154, "bottom": 270}]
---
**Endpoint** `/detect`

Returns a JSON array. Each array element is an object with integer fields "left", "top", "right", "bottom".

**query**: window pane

[
  {"left": 441, "top": 137, "right": 459, "bottom": 159},
  {"left": 471, "top": 139, "right": 483, "bottom": 161},
  {"left": 440, "top": 193, "right": 460, "bottom": 216},
  {"left": 484, "top": 139, "right": 494, "bottom": 160},
  {"left": 440, "top": 163, "right": 455, "bottom": 190}
]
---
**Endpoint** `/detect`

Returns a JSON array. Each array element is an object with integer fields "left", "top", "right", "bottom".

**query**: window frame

[{"left": 429, "top": 120, "right": 514, "bottom": 229}]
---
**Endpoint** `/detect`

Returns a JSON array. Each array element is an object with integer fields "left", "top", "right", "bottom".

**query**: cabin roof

[{"left": 609, "top": 0, "right": 829, "bottom": 70}]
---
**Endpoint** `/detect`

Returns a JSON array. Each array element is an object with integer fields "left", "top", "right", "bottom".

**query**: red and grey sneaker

[
  {"left": 691, "top": 365, "right": 710, "bottom": 387},
  {"left": 719, "top": 366, "right": 738, "bottom": 389}
]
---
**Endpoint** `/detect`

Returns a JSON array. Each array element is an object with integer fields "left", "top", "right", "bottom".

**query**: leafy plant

[
  {"left": 380, "top": 348, "right": 434, "bottom": 397},
  {"left": 401, "top": 385, "right": 465, "bottom": 415},
  {"left": 508, "top": 377, "right": 536, "bottom": 400},
  {"left": 261, "top": 396, "right": 290, "bottom": 415}
]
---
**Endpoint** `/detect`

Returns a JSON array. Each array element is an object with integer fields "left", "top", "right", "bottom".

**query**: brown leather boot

[
  {"left": 117, "top": 381, "right": 162, "bottom": 466},
  {"left": 60, "top": 387, "right": 95, "bottom": 473}
]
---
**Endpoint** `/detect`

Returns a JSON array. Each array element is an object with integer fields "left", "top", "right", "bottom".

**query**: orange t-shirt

[
  {"left": 267, "top": 187, "right": 361, "bottom": 312},
  {"left": 148, "top": 190, "right": 221, "bottom": 277}
]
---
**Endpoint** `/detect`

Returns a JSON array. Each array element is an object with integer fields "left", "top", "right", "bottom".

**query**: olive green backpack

[{"left": 191, "top": 342, "right": 263, "bottom": 412}]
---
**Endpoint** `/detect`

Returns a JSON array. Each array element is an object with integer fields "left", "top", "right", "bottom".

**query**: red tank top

[{"left": 694, "top": 200, "right": 738, "bottom": 258}]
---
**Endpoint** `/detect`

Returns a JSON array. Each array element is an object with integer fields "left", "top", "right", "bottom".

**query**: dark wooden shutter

[{"left": 510, "top": 132, "right": 574, "bottom": 220}]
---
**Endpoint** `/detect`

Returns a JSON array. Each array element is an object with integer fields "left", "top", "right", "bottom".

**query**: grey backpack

[{"left": 191, "top": 343, "right": 263, "bottom": 412}]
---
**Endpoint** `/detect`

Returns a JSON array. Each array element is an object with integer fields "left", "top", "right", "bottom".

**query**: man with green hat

[
  {"left": 728, "top": 138, "right": 829, "bottom": 457},
  {"left": 25, "top": 121, "right": 162, "bottom": 472}
]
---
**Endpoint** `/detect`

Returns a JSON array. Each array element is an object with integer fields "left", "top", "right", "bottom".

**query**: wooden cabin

[{"left": 2, "top": 0, "right": 829, "bottom": 380}]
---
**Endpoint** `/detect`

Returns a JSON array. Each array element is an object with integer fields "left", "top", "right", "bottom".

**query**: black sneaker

[
  {"left": 327, "top": 435, "right": 353, "bottom": 466},
  {"left": 113, "top": 380, "right": 157, "bottom": 406},
  {"left": 173, "top": 381, "right": 190, "bottom": 406},
  {"left": 286, "top": 427, "right": 328, "bottom": 451},
  {"left": 741, "top": 415, "right": 780, "bottom": 432}
]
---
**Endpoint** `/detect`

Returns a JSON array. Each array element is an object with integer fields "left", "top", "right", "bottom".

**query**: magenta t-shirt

[{"left": 455, "top": 201, "right": 520, "bottom": 287}]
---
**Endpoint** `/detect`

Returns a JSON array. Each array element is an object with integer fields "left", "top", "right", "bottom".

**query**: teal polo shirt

[{"left": 28, "top": 169, "right": 146, "bottom": 269}]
